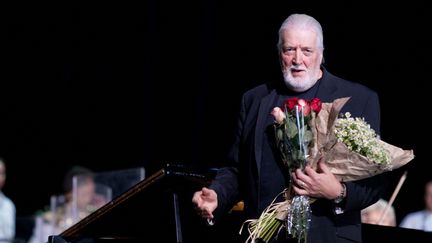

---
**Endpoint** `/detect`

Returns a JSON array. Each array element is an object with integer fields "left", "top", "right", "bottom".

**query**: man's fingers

[
  {"left": 202, "top": 187, "right": 212, "bottom": 196},
  {"left": 318, "top": 159, "right": 330, "bottom": 173}
]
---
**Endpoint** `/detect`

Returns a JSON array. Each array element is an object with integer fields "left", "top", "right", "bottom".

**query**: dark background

[{"left": 1, "top": 0, "right": 430, "bottom": 231}]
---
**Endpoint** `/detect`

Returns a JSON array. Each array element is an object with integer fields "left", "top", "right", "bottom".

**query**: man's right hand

[{"left": 192, "top": 187, "right": 218, "bottom": 220}]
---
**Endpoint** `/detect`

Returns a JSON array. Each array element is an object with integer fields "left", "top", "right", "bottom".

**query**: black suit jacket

[{"left": 210, "top": 68, "right": 387, "bottom": 243}]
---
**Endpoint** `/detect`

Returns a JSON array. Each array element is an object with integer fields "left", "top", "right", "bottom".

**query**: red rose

[
  {"left": 296, "top": 99, "right": 311, "bottom": 116},
  {"left": 284, "top": 97, "right": 299, "bottom": 111},
  {"left": 310, "top": 98, "right": 322, "bottom": 113}
]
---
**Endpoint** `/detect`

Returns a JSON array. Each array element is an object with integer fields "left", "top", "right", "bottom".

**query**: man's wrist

[{"left": 333, "top": 182, "right": 346, "bottom": 204}]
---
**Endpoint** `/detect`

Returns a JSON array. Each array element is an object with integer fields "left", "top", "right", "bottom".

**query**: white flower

[{"left": 335, "top": 112, "right": 390, "bottom": 166}]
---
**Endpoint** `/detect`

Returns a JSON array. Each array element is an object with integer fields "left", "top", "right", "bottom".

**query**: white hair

[{"left": 277, "top": 13, "right": 324, "bottom": 52}]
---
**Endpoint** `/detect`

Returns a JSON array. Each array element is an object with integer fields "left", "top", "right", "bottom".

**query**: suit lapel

[
  {"left": 254, "top": 89, "right": 278, "bottom": 175},
  {"left": 315, "top": 69, "right": 338, "bottom": 100}
]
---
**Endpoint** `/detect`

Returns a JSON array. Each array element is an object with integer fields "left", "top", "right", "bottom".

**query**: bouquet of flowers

[{"left": 242, "top": 97, "right": 415, "bottom": 243}]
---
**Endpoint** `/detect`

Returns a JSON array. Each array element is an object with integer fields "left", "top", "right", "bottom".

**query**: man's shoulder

[
  {"left": 1, "top": 195, "right": 16, "bottom": 211},
  {"left": 400, "top": 211, "right": 426, "bottom": 226},
  {"left": 405, "top": 210, "right": 427, "bottom": 218},
  {"left": 400, "top": 211, "right": 426, "bottom": 228},
  {"left": 242, "top": 83, "right": 273, "bottom": 98},
  {"left": 324, "top": 70, "right": 377, "bottom": 96}
]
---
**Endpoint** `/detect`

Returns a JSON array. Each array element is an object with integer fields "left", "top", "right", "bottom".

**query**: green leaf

[
  {"left": 303, "top": 130, "right": 313, "bottom": 143},
  {"left": 286, "top": 119, "right": 298, "bottom": 139},
  {"left": 276, "top": 129, "right": 284, "bottom": 141}
]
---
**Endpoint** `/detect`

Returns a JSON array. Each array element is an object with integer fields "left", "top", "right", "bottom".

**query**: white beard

[{"left": 283, "top": 66, "right": 320, "bottom": 92}]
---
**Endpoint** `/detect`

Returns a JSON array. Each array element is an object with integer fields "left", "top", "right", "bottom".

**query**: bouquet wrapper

[
  {"left": 308, "top": 97, "right": 415, "bottom": 181},
  {"left": 243, "top": 97, "right": 415, "bottom": 243}
]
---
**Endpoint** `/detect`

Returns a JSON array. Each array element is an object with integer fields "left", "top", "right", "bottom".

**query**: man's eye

[
  {"left": 303, "top": 49, "right": 313, "bottom": 56},
  {"left": 283, "top": 48, "right": 294, "bottom": 53}
]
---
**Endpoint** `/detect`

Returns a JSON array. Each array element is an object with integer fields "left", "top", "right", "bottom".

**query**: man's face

[
  {"left": 77, "top": 177, "right": 96, "bottom": 208},
  {"left": 425, "top": 182, "right": 432, "bottom": 211},
  {"left": 0, "top": 162, "right": 5, "bottom": 190},
  {"left": 279, "top": 29, "right": 323, "bottom": 92}
]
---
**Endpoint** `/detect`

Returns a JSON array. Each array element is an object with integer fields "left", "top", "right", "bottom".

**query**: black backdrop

[{"left": 1, "top": 1, "right": 431, "bottom": 228}]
